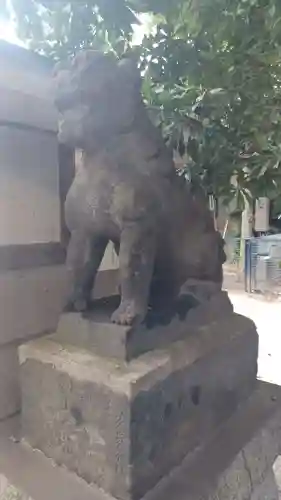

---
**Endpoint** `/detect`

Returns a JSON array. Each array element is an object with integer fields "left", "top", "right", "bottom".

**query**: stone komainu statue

[{"left": 54, "top": 51, "right": 226, "bottom": 326}]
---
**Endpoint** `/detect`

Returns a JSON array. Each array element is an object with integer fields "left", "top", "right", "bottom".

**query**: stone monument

[
  {"left": 53, "top": 50, "right": 226, "bottom": 324},
  {"left": 18, "top": 51, "right": 281, "bottom": 500}
]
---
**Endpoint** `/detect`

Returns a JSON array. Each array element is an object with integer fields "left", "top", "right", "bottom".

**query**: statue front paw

[{"left": 111, "top": 300, "right": 146, "bottom": 326}]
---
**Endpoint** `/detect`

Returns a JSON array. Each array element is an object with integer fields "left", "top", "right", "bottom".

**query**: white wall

[
  {"left": 0, "top": 46, "right": 60, "bottom": 246},
  {"left": 0, "top": 127, "right": 61, "bottom": 245},
  {"left": 0, "top": 43, "right": 119, "bottom": 273}
]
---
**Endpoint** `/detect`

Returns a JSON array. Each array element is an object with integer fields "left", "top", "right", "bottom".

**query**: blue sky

[
  {"left": 0, "top": 18, "right": 24, "bottom": 46},
  {"left": 0, "top": 12, "right": 150, "bottom": 48}
]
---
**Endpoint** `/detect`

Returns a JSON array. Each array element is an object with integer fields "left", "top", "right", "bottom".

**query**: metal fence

[
  {"left": 245, "top": 236, "right": 281, "bottom": 295},
  {"left": 224, "top": 237, "right": 242, "bottom": 270},
  {"left": 223, "top": 235, "right": 281, "bottom": 295}
]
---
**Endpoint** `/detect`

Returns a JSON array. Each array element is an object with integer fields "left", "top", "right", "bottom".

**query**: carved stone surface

[
  {"left": 20, "top": 313, "right": 258, "bottom": 500},
  {"left": 50, "top": 290, "right": 233, "bottom": 361},
  {"left": 0, "top": 382, "right": 280, "bottom": 500},
  {"left": 53, "top": 51, "right": 226, "bottom": 326}
]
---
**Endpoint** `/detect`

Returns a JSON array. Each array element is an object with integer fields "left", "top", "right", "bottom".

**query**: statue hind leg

[{"left": 111, "top": 223, "right": 156, "bottom": 326}]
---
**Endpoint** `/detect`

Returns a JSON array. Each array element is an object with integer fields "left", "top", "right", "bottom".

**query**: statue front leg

[
  {"left": 65, "top": 230, "right": 108, "bottom": 312},
  {"left": 111, "top": 223, "right": 155, "bottom": 326}
]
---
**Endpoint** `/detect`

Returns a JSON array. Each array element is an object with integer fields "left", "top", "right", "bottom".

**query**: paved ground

[
  {"left": 229, "top": 291, "right": 281, "bottom": 496},
  {"left": 229, "top": 292, "right": 281, "bottom": 385}
]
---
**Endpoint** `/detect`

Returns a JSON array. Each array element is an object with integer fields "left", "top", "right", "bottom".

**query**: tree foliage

[
  {"left": 2, "top": 0, "right": 281, "bottom": 202},
  {"left": 1, "top": 0, "right": 140, "bottom": 57},
  {"left": 141, "top": 0, "right": 281, "bottom": 203}
]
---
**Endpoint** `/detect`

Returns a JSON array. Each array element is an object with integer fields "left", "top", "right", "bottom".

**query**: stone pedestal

[
  {"left": 1, "top": 383, "right": 280, "bottom": 500},
  {"left": 20, "top": 295, "right": 259, "bottom": 500}
]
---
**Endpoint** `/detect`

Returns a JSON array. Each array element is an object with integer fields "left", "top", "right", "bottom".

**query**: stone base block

[
  {"left": 0, "top": 345, "right": 20, "bottom": 421},
  {"left": 0, "top": 383, "right": 281, "bottom": 500},
  {"left": 51, "top": 290, "right": 233, "bottom": 361},
  {"left": 250, "top": 470, "right": 279, "bottom": 500},
  {"left": 152, "top": 382, "right": 281, "bottom": 500},
  {"left": 20, "top": 313, "right": 258, "bottom": 500}
]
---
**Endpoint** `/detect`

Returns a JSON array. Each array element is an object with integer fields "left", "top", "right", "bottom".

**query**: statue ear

[{"left": 117, "top": 58, "right": 141, "bottom": 92}]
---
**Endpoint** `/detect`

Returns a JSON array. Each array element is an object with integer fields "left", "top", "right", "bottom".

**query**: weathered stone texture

[
  {"left": 210, "top": 457, "right": 279, "bottom": 500},
  {"left": 211, "top": 456, "right": 279, "bottom": 500},
  {"left": 0, "top": 383, "right": 280, "bottom": 500},
  {"left": 250, "top": 470, "right": 279, "bottom": 500},
  {"left": 54, "top": 51, "right": 226, "bottom": 326},
  {"left": 243, "top": 427, "right": 280, "bottom": 488},
  {"left": 20, "top": 313, "right": 258, "bottom": 500},
  {"left": 0, "top": 345, "right": 20, "bottom": 421},
  {"left": 205, "top": 392, "right": 281, "bottom": 500},
  {"left": 212, "top": 451, "right": 252, "bottom": 500},
  {"left": 52, "top": 291, "right": 233, "bottom": 361}
]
